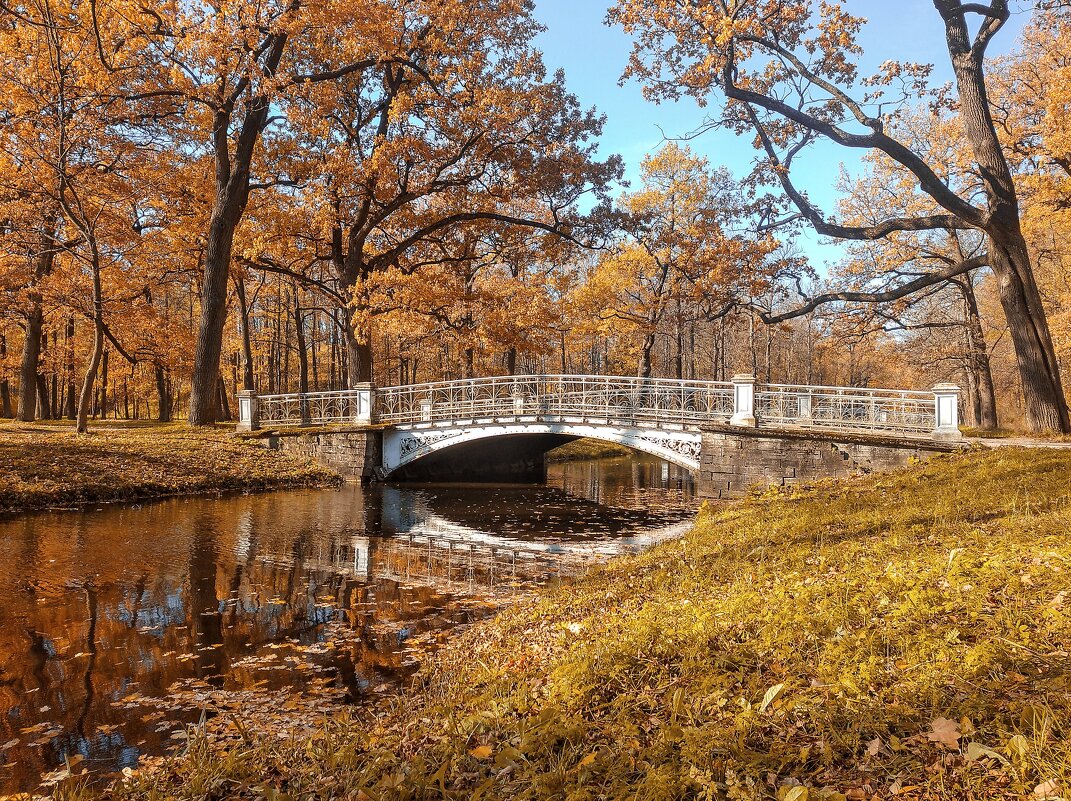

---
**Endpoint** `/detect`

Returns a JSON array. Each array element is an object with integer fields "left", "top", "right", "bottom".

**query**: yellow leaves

[
  {"left": 758, "top": 682, "right": 786, "bottom": 713},
  {"left": 965, "top": 740, "right": 1006, "bottom": 764},
  {"left": 468, "top": 744, "right": 493, "bottom": 759}
]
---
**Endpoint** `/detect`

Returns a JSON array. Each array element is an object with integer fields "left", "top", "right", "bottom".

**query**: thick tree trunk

[
  {"left": 939, "top": 6, "right": 1068, "bottom": 431},
  {"left": 189, "top": 202, "right": 243, "bottom": 424},
  {"left": 989, "top": 238, "right": 1066, "bottom": 431},
  {"left": 506, "top": 347, "right": 518, "bottom": 376},
  {"left": 345, "top": 331, "right": 373, "bottom": 385},
  {"left": 337, "top": 262, "right": 373, "bottom": 386},
  {"left": 339, "top": 297, "right": 373, "bottom": 385}
]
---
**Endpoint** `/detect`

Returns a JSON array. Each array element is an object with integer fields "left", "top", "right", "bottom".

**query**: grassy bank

[
  {"left": 76, "top": 447, "right": 1071, "bottom": 800},
  {"left": 0, "top": 422, "right": 339, "bottom": 513}
]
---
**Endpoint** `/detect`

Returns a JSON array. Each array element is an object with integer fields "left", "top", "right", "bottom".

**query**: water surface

[{"left": 0, "top": 454, "right": 695, "bottom": 792}]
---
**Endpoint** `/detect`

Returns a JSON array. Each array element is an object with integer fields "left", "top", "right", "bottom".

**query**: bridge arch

[{"left": 381, "top": 422, "right": 702, "bottom": 482}]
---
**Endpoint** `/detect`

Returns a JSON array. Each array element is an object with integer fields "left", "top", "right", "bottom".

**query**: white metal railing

[
  {"left": 755, "top": 384, "right": 938, "bottom": 436},
  {"left": 255, "top": 391, "right": 359, "bottom": 426},
  {"left": 376, "top": 375, "right": 735, "bottom": 426},
  {"left": 241, "top": 385, "right": 375, "bottom": 428},
  {"left": 237, "top": 375, "right": 962, "bottom": 441}
]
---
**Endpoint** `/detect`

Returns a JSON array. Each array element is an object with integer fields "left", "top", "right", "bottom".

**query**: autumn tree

[
  {"left": 276, "top": 0, "right": 619, "bottom": 386},
  {"left": 610, "top": 0, "right": 1069, "bottom": 432},
  {"left": 0, "top": 0, "right": 187, "bottom": 432},
  {"left": 828, "top": 111, "right": 999, "bottom": 427},
  {"left": 576, "top": 143, "right": 775, "bottom": 378},
  {"left": 369, "top": 218, "right": 572, "bottom": 380},
  {"left": 118, "top": 0, "right": 309, "bottom": 425},
  {"left": 989, "top": 10, "right": 1071, "bottom": 376}
]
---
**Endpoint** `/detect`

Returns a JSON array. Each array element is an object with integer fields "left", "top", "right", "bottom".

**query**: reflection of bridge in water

[
  {"left": 257, "top": 521, "right": 690, "bottom": 595},
  {"left": 253, "top": 477, "right": 696, "bottom": 593}
]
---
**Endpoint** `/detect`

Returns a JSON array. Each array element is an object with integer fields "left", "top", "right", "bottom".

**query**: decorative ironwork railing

[
  {"left": 376, "top": 375, "right": 735, "bottom": 426},
  {"left": 755, "top": 384, "right": 938, "bottom": 436},
  {"left": 256, "top": 390, "right": 367, "bottom": 426},
  {"left": 242, "top": 374, "right": 961, "bottom": 441}
]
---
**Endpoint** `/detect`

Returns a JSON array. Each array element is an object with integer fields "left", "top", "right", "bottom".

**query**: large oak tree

[{"left": 610, "top": 0, "right": 1069, "bottom": 432}]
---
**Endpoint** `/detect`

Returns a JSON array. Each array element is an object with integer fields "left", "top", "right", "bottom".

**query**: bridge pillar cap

[
  {"left": 731, "top": 373, "right": 757, "bottom": 383},
  {"left": 932, "top": 383, "right": 961, "bottom": 392},
  {"left": 237, "top": 389, "right": 257, "bottom": 396}
]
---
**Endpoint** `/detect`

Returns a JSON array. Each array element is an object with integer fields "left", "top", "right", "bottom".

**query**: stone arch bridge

[{"left": 237, "top": 374, "right": 964, "bottom": 498}]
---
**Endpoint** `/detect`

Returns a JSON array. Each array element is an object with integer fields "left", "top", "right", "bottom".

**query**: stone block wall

[
  {"left": 698, "top": 426, "right": 956, "bottom": 499},
  {"left": 258, "top": 428, "right": 382, "bottom": 481}
]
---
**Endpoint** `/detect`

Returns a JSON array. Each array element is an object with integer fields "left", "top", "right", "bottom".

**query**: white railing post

[
  {"left": 932, "top": 383, "right": 963, "bottom": 441},
  {"left": 237, "top": 390, "right": 259, "bottom": 432},
  {"left": 420, "top": 398, "right": 433, "bottom": 422},
  {"left": 731, "top": 374, "right": 757, "bottom": 427},
  {"left": 798, "top": 390, "right": 813, "bottom": 424},
  {"left": 512, "top": 391, "right": 525, "bottom": 416},
  {"left": 352, "top": 383, "right": 376, "bottom": 426}
]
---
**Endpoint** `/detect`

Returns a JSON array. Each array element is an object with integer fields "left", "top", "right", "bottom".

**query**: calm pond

[{"left": 0, "top": 453, "right": 696, "bottom": 793}]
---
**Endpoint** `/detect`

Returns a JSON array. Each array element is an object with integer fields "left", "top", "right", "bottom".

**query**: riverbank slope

[
  {"left": 0, "top": 422, "right": 339, "bottom": 513},
  {"left": 81, "top": 447, "right": 1071, "bottom": 800}
]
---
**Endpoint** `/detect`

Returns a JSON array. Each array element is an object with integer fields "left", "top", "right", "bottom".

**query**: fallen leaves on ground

[{"left": 0, "top": 422, "right": 338, "bottom": 513}]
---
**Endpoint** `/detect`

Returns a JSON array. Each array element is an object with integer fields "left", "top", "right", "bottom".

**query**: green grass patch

[
  {"left": 547, "top": 438, "right": 636, "bottom": 462},
  {"left": 0, "top": 421, "right": 339, "bottom": 513},
  {"left": 70, "top": 448, "right": 1071, "bottom": 800}
]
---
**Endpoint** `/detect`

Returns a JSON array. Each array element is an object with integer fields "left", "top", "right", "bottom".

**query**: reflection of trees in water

[
  {"left": 0, "top": 462, "right": 693, "bottom": 792},
  {"left": 74, "top": 582, "right": 97, "bottom": 749},
  {"left": 189, "top": 518, "right": 226, "bottom": 684}
]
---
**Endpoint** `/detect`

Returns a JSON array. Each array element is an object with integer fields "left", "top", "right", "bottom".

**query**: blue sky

[{"left": 532, "top": 0, "right": 1034, "bottom": 269}]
